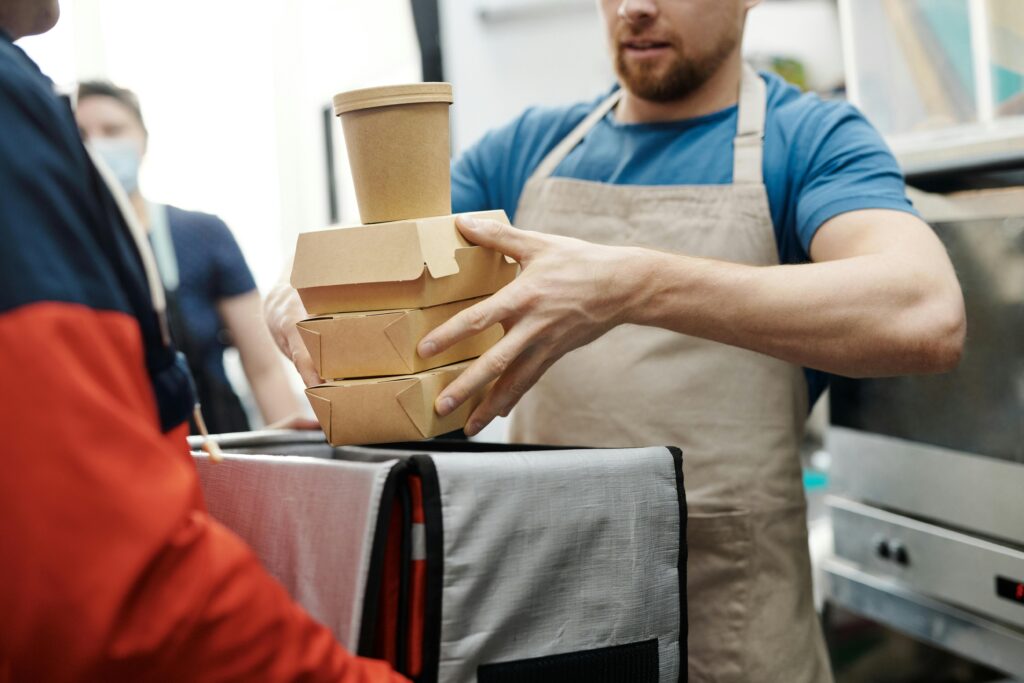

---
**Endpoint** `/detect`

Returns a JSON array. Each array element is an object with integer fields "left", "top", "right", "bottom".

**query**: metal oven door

[{"left": 829, "top": 188, "right": 1024, "bottom": 541}]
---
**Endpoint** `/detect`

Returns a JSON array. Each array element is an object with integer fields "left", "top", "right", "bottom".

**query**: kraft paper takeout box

[
  {"left": 291, "top": 210, "right": 518, "bottom": 316},
  {"left": 297, "top": 296, "right": 503, "bottom": 381},
  {"left": 334, "top": 82, "right": 453, "bottom": 224},
  {"left": 306, "top": 361, "right": 482, "bottom": 446}
]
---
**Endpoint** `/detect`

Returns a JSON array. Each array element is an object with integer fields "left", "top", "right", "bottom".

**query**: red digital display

[{"left": 996, "top": 576, "right": 1024, "bottom": 606}]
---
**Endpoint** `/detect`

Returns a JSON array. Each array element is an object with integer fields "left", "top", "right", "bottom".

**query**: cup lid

[{"left": 333, "top": 82, "right": 453, "bottom": 116}]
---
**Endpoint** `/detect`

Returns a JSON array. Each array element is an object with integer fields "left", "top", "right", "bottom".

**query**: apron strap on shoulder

[
  {"left": 528, "top": 89, "right": 623, "bottom": 183},
  {"left": 529, "top": 65, "right": 766, "bottom": 187},
  {"left": 733, "top": 64, "right": 767, "bottom": 185}
]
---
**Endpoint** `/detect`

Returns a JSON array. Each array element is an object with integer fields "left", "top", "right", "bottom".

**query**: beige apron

[{"left": 510, "top": 66, "right": 833, "bottom": 682}]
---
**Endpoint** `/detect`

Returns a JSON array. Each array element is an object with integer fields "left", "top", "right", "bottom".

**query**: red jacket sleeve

[{"left": 0, "top": 302, "right": 407, "bottom": 683}]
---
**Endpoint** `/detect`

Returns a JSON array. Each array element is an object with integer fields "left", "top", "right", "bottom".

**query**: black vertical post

[
  {"left": 411, "top": 0, "right": 446, "bottom": 83},
  {"left": 322, "top": 104, "right": 340, "bottom": 224}
]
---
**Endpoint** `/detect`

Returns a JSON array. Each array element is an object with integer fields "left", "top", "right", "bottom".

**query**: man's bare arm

[
  {"left": 419, "top": 211, "right": 965, "bottom": 435},
  {"left": 630, "top": 209, "right": 965, "bottom": 377}
]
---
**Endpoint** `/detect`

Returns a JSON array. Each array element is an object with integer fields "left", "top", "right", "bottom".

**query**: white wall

[
  {"left": 440, "top": 0, "right": 612, "bottom": 154},
  {"left": 745, "top": 0, "right": 844, "bottom": 92}
]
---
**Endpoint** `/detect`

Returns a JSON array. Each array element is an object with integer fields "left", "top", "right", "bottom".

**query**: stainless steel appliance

[{"left": 823, "top": 187, "right": 1024, "bottom": 676}]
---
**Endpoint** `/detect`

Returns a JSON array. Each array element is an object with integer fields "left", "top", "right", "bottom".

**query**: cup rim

[{"left": 333, "top": 82, "right": 453, "bottom": 116}]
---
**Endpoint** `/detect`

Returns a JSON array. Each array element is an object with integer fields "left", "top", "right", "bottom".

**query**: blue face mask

[{"left": 91, "top": 137, "right": 142, "bottom": 195}]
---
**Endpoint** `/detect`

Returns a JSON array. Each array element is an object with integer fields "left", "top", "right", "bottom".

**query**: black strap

[{"left": 478, "top": 639, "right": 661, "bottom": 683}]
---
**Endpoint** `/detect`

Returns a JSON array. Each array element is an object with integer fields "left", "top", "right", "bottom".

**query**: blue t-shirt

[
  {"left": 165, "top": 206, "right": 256, "bottom": 382},
  {"left": 451, "top": 71, "right": 916, "bottom": 406}
]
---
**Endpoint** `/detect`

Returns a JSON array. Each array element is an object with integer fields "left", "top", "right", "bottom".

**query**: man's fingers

[
  {"left": 456, "top": 216, "right": 538, "bottom": 263},
  {"left": 419, "top": 289, "right": 513, "bottom": 359},
  {"left": 264, "top": 283, "right": 305, "bottom": 355},
  {"left": 295, "top": 356, "right": 321, "bottom": 388},
  {"left": 463, "top": 349, "right": 552, "bottom": 437},
  {"left": 267, "top": 414, "right": 321, "bottom": 430},
  {"left": 264, "top": 283, "right": 321, "bottom": 386},
  {"left": 434, "top": 327, "right": 531, "bottom": 417}
]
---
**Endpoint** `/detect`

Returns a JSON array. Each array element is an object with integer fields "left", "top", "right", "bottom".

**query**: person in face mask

[{"left": 76, "top": 80, "right": 314, "bottom": 434}]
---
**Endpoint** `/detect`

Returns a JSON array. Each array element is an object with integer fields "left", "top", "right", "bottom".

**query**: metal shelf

[{"left": 889, "top": 118, "right": 1024, "bottom": 180}]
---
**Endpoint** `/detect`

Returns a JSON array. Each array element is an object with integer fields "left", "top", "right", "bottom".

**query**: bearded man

[{"left": 266, "top": 2, "right": 965, "bottom": 680}]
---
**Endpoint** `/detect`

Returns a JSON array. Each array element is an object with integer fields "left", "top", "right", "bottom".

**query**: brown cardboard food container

[
  {"left": 334, "top": 83, "right": 453, "bottom": 224},
  {"left": 297, "top": 296, "right": 503, "bottom": 381},
  {"left": 291, "top": 210, "right": 518, "bottom": 316},
  {"left": 306, "top": 361, "right": 481, "bottom": 446}
]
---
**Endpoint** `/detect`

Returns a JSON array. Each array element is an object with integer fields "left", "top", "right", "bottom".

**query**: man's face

[
  {"left": 0, "top": 0, "right": 59, "bottom": 40},
  {"left": 600, "top": 0, "right": 750, "bottom": 102}
]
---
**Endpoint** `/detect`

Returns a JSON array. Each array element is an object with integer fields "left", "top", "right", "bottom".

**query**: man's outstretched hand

[{"left": 418, "top": 215, "right": 646, "bottom": 437}]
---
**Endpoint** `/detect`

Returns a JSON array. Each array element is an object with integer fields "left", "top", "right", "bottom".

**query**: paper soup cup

[{"left": 333, "top": 83, "right": 454, "bottom": 224}]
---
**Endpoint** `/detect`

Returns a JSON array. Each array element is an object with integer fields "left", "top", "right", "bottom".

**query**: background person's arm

[
  {"left": 219, "top": 289, "right": 317, "bottom": 427},
  {"left": 418, "top": 211, "right": 965, "bottom": 436},
  {"left": 203, "top": 213, "right": 320, "bottom": 398}
]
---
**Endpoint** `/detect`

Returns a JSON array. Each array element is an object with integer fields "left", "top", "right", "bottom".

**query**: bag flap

[
  {"left": 416, "top": 218, "right": 465, "bottom": 280},
  {"left": 394, "top": 362, "right": 470, "bottom": 437},
  {"left": 306, "top": 390, "right": 334, "bottom": 442},
  {"left": 395, "top": 376, "right": 434, "bottom": 439},
  {"left": 382, "top": 314, "right": 416, "bottom": 374},
  {"left": 295, "top": 321, "right": 323, "bottom": 377},
  {"left": 417, "top": 209, "right": 512, "bottom": 279}
]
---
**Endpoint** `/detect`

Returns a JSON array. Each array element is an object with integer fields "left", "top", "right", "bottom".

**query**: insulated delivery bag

[{"left": 191, "top": 432, "right": 688, "bottom": 683}]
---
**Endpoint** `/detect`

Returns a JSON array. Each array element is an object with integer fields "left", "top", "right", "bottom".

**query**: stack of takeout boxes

[{"left": 291, "top": 83, "right": 517, "bottom": 446}]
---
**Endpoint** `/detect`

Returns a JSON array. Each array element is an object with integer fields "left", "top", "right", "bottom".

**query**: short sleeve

[
  {"left": 206, "top": 216, "right": 256, "bottom": 299},
  {"left": 792, "top": 102, "right": 917, "bottom": 253},
  {"left": 452, "top": 119, "right": 521, "bottom": 216},
  {"left": 452, "top": 102, "right": 593, "bottom": 221}
]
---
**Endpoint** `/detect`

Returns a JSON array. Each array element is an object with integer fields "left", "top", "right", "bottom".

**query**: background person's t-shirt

[{"left": 166, "top": 205, "right": 256, "bottom": 384}]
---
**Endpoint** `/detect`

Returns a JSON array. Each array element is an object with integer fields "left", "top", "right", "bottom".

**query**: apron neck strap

[
  {"left": 66, "top": 90, "right": 170, "bottom": 335},
  {"left": 528, "top": 89, "right": 623, "bottom": 183},
  {"left": 733, "top": 63, "right": 767, "bottom": 185},
  {"left": 526, "top": 63, "right": 767, "bottom": 186},
  {"left": 83, "top": 141, "right": 171, "bottom": 344},
  {"left": 147, "top": 201, "right": 180, "bottom": 292}
]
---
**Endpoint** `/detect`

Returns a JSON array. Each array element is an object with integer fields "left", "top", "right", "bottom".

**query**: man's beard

[{"left": 614, "top": 30, "right": 739, "bottom": 103}]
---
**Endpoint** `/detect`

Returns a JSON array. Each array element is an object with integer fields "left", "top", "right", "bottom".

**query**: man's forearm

[{"left": 623, "top": 247, "right": 965, "bottom": 377}]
